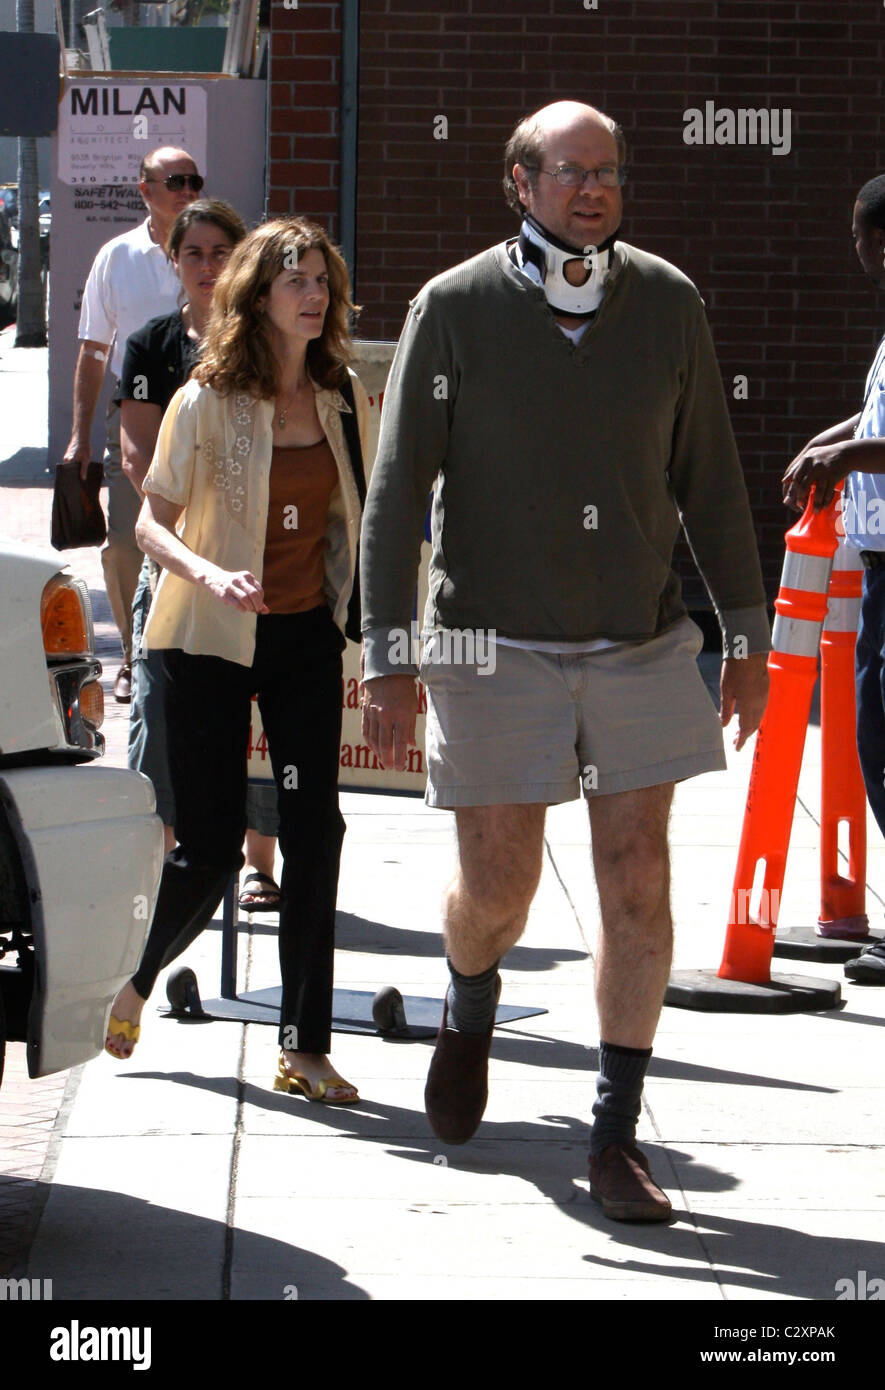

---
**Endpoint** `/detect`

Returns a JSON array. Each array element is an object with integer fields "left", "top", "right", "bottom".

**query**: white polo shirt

[{"left": 78, "top": 216, "right": 182, "bottom": 379}]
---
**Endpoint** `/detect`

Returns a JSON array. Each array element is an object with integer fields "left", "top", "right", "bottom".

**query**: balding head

[
  {"left": 503, "top": 102, "right": 626, "bottom": 216},
  {"left": 139, "top": 146, "right": 197, "bottom": 183}
]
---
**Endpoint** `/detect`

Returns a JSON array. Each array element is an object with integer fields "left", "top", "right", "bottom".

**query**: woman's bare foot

[
  {"left": 280, "top": 1050, "right": 359, "bottom": 1103},
  {"left": 106, "top": 980, "right": 146, "bottom": 1059},
  {"left": 238, "top": 870, "right": 281, "bottom": 911}
]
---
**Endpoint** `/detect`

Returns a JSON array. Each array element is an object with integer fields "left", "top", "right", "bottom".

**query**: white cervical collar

[{"left": 515, "top": 214, "right": 616, "bottom": 317}]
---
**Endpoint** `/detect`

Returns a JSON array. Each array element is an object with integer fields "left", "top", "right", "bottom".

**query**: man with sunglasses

[
  {"left": 360, "top": 101, "right": 769, "bottom": 1222},
  {"left": 62, "top": 146, "right": 203, "bottom": 701}
]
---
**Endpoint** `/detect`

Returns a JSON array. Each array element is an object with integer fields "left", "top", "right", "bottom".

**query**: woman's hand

[
  {"left": 136, "top": 494, "right": 269, "bottom": 613},
  {"left": 204, "top": 567, "right": 270, "bottom": 614}
]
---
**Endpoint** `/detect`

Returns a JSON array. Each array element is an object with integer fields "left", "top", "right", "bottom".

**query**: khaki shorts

[{"left": 420, "top": 616, "right": 726, "bottom": 808}]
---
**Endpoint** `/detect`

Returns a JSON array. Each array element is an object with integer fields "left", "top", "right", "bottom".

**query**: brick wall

[
  {"left": 268, "top": 1, "right": 342, "bottom": 229},
  {"left": 352, "top": 0, "right": 885, "bottom": 606}
]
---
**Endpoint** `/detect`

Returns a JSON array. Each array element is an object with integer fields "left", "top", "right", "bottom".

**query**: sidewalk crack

[
  {"left": 221, "top": 922, "right": 252, "bottom": 1300},
  {"left": 543, "top": 837, "right": 593, "bottom": 956}
]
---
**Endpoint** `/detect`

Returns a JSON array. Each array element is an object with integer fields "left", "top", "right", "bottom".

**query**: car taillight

[
  {"left": 41, "top": 576, "right": 92, "bottom": 658},
  {"left": 79, "top": 679, "right": 104, "bottom": 729}
]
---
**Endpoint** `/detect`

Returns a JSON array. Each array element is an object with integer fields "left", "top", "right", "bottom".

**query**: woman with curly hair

[
  {"left": 105, "top": 218, "right": 369, "bottom": 1104},
  {"left": 119, "top": 199, "right": 283, "bottom": 915}
]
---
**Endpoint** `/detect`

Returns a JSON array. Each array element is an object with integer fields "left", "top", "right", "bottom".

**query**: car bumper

[{"left": 0, "top": 764, "right": 164, "bottom": 1076}]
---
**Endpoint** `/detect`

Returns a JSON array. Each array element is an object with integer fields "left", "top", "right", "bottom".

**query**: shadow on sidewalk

[
  {"left": 0, "top": 452, "right": 50, "bottom": 483},
  {"left": 142, "top": 1015, "right": 835, "bottom": 1092},
  {"left": 583, "top": 1206, "right": 882, "bottom": 1300},
  {"left": 88, "top": 1071, "right": 867, "bottom": 1296},
  {"left": 334, "top": 911, "right": 587, "bottom": 970},
  {"left": 20, "top": 1182, "right": 368, "bottom": 1300},
  {"left": 199, "top": 910, "right": 588, "bottom": 973},
  {"left": 821, "top": 1007, "right": 885, "bottom": 1027},
  {"left": 487, "top": 1032, "right": 835, "bottom": 1092}
]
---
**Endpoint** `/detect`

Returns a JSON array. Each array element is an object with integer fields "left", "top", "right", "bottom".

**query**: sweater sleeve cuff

[
  {"left": 362, "top": 625, "right": 420, "bottom": 680},
  {"left": 718, "top": 605, "right": 771, "bottom": 657}
]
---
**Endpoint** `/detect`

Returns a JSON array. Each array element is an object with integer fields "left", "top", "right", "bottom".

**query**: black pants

[{"left": 132, "top": 606, "right": 346, "bottom": 1053}]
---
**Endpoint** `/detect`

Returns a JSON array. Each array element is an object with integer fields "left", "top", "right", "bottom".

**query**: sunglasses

[{"left": 147, "top": 174, "right": 204, "bottom": 193}]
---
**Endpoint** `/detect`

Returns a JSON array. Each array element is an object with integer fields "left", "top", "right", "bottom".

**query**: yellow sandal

[
  {"left": 105, "top": 1015, "right": 140, "bottom": 1058},
  {"left": 272, "top": 1052, "right": 359, "bottom": 1104}
]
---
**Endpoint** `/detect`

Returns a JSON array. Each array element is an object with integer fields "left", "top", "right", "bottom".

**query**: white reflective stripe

[
  {"left": 832, "top": 541, "right": 864, "bottom": 574},
  {"left": 781, "top": 552, "right": 833, "bottom": 593},
  {"left": 772, "top": 613, "right": 824, "bottom": 657},
  {"left": 823, "top": 597, "right": 861, "bottom": 633}
]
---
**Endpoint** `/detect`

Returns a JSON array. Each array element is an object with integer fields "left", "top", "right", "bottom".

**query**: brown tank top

[{"left": 262, "top": 439, "right": 338, "bottom": 614}]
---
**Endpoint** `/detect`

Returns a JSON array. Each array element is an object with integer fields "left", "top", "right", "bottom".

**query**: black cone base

[
  {"left": 177, "top": 984, "right": 546, "bottom": 1038},
  {"left": 665, "top": 969, "right": 841, "bottom": 1014},
  {"left": 772, "top": 926, "right": 883, "bottom": 963}
]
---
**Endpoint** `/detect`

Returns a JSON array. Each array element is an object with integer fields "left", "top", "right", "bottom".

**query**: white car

[{"left": 0, "top": 540, "right": 164, "bottom": 1086}]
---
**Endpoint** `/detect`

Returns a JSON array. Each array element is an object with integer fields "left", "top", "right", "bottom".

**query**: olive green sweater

[{"left": 361, "top": 239, "right": 769, "bottom": 679}]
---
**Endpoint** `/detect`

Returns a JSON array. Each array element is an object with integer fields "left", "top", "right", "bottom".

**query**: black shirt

[{"left": 117, "top": 310, "right": 201, "bottom": 410}]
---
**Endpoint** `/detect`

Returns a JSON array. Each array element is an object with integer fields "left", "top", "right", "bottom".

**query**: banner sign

[
  {"left": 49, "top": 74, "right": 267, "bottom": 476},
  {"left": 57, "top": 83, "right": 208, "bottom": 186}
]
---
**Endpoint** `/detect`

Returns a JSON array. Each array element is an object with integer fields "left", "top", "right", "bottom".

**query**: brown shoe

[
  {"left": 424, "top": 986, "right": 498, "bottom": 1145},
  {"left": 113, "top": 662, "right": 132, "bottom": 703},
  {"left": 588, "top": 1142, "right": 673, "bottom": 1222}
]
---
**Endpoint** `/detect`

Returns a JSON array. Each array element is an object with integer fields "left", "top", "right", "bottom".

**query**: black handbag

[
  {"left": 50, "top": 460, "right": 107, "bottom": 550},
  {"left": 337, "top": 373, "right": 367, "bottom": 644}
]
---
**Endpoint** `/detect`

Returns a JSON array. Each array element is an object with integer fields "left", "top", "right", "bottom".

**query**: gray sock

[
  {"left": 589, "top": 1040, "right": 652, "bottom": 1156},
  {"left": 446, "top": 957, "right": 500, "bottom": 1034}
]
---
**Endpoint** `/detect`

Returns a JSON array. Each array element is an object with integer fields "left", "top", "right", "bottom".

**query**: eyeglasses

[
  {"left": 528, "top": 164, "right": 626, "bottom": 189},
  {"left": 145, "top": 174, "right": 204, "bottom": 193}
]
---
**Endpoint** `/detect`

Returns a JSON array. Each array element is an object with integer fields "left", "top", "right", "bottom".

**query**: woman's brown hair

[
  {"left": 193, "top": 217, "right": 359, "bottom": 396},
  {"left": 166, "top": 199, "right": 247, "bottom": 261}
]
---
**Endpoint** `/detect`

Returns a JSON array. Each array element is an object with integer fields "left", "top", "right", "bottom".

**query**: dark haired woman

[{"left": 106, "top": 218, "right": 368, "bottom": 1103}]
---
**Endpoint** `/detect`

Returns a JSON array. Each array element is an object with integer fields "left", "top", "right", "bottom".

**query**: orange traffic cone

[
  {"left": 718, "top": 488, "right": 840, "bottom": 982},
  {"left": 665, "top": 487, "right": 842, "bottom": 1012},
  {"left": 817, "top": 540, "right": 869, "bottom": 939},
  {"left": 772, "top": 537, "right": 876, "bottom": 962}
]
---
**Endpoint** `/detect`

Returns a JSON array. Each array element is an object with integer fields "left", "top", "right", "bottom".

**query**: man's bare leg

[
  {"left": 585, "top": 782, "right": 675, "bottom": 1220},
  {"left": 425, "top": 803, "right": 546, "bottom": 1143},
  {"left": 445, "top": 803, "right": 548, "bottom": 973},
  {"left": 588, "top": 783, "right": 674, "bottom": 1048}
]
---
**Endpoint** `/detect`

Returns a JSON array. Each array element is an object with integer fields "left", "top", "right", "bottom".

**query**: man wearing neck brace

[{"left": 359, "top": 102, "right": 770, "bottom": 1222}]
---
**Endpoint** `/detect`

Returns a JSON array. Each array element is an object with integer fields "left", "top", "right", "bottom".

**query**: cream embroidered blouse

[{"left": 141, "top": 370, "right": 370, "bottom": 668}]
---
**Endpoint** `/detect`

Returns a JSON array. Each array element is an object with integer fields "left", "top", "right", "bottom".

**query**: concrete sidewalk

[
  {"left": 2, "top": 329, "right": 884, "bottom": 1304},
  {"left": 12, "top": 739, "right": 885, "bottom": 1303}
]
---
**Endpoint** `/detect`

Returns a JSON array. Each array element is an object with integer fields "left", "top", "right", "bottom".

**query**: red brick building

[{"left": 268, "top": 1, "right": 885, "bottom": 608}]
